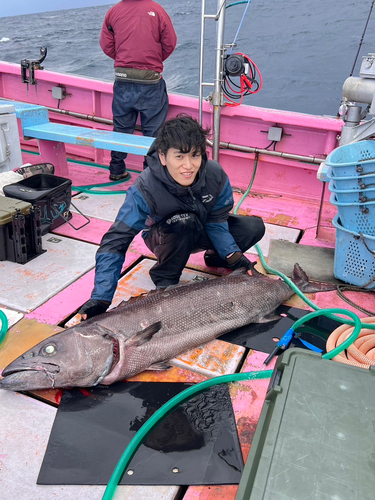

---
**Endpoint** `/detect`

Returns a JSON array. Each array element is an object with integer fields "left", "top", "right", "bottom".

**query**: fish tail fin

[{"left": 292, "top": 263, "right": 337, "bottom": 293}]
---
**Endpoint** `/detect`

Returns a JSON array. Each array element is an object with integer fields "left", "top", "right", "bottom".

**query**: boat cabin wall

[{"left": 0, "top": 62, "right": 342, "bottom": 202}]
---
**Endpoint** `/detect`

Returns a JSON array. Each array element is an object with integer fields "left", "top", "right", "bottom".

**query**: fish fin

[
  {"left": 147, "top": 361, "right": 172, "bottom": 371},
  {"left": 231, "top": 267, "right": 250, "bottom": 275},
  {"left": 298, "top": 281, "right": 337, "bottom": 293},
  {"left": 117, "top": 293, "right": 148, "bottom": 307},
  {"left": 126, "top": 321, "right": 162, "bottom": 347},
  {"left": 258, "top": 313, "right": 282, "bottom": 323},
  {"left": 292, "top": 263, "right": 308, "bottom": 282},
  {"left": 292, "top": 263, "right": 337, "bottom": 293}
]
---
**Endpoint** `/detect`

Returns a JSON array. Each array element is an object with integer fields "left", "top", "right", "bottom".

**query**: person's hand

[
  {"left": 226, "top": 251, "right": 254, "bottom": 271},
  {"left": 78, "top": 299, "right": 110, "bottom": 320}
]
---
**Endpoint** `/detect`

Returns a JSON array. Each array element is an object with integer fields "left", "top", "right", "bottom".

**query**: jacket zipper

[{"left": 187, "top": 187, "right": 196, "bottom": 202}]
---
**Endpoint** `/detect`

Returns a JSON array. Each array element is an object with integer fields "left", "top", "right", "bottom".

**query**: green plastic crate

[{"left": 235, "top": 348, "right": 375, "bottom": 500}]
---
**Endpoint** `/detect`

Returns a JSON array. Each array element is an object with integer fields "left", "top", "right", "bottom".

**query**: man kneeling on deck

[{"left": 79, "top": 115, "right": 265, "bottom": 319}]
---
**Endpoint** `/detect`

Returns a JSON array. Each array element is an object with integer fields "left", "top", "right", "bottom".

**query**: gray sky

[{"left": 2, "top": 0, "right": 115, "bottom": 18}]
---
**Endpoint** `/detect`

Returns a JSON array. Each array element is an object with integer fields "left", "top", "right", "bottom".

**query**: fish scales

[{"left": 0, "top": 265, "right": 335, "bottom": 391}]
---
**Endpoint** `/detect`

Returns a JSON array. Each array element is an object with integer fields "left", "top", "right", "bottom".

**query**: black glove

[
  {"left": 78, "top": 299, "right": 110, "bottom": 320},
  {"left": 226, "top": 251, "right": 254, "bottom": 271}
]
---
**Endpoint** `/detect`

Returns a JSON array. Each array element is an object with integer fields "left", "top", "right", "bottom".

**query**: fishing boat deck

[{"left": 1, "top": 143, "right": 374, "bottom": 500}]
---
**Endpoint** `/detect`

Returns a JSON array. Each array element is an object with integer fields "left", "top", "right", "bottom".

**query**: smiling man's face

[{"left": 159, "top": 148, "right": 202, "bottom": 186}]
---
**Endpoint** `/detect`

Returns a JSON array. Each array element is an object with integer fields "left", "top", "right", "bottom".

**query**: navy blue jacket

[{"left": 91, "top": 147, "right": 241, "bottom": 302}]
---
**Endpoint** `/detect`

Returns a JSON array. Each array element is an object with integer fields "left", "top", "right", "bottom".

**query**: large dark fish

[{"left": 0, "top": 265, "right": 335, "bottom": 391}]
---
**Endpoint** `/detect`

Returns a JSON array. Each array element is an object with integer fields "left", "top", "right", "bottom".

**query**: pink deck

[{"left": 1, "top": 62, "right": 374, "bottom": 500}]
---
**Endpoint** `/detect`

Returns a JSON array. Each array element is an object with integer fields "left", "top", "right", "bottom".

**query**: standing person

[
  {"left": 100, "top": 0, "right": 177, "bottom": 181},
  {"left": 78, "top": 115, "right": 265, "bottom": 319}
]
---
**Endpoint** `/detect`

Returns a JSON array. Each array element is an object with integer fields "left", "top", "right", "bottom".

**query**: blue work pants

[{"left": 110, "top": 79, "right": 169, "bottom": 175}]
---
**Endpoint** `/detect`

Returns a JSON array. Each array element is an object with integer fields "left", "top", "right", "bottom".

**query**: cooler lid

[
  {"left": 235, "top": 348, "right": 375, "bottom": 500},
  {"left": 0, "top": 197, "right": 31, "bottom": 225},
  {"left": 0, "top": 104, "right": 16, "bottom": 115}
]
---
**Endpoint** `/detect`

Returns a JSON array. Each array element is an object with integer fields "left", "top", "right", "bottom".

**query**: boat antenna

[{"left": 349, "top": 0, "right": 374, "bottom": 76}]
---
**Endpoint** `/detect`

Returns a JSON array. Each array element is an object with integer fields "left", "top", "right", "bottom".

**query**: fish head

[{"left": 0, "top": 323, "right": 116, "bottom": 391}]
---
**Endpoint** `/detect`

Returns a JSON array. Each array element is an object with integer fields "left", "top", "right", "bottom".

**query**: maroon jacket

[{"left": 100, "top": 0, "right": 177, "bottom": 74}]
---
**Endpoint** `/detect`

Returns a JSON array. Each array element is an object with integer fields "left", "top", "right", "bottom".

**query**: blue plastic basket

[
  {"left": 330, "top": 192, "right": 375, "bottom": 235},
  {"left": 333, "top": 214, "right": 375, "bottom": 288},
  {"left": 326, "top": 140, "right": 375, "bottom": 177},
  {"left": 327, "top": 166, "right": 375, "bottom": 191},
  {"left": 328, "top": 179, "right": 375, "bottom": 203}
]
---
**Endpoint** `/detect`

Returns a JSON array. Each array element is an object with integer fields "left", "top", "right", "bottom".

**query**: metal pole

[
  {"left": 212, "top": 0, "right": 226, "bottom": 161},
  {"left": 199, "top": 0, "right": 206, "bottom": 125},
  {"left": 206, "top": 139, "right": 325, "bottom": 164}
]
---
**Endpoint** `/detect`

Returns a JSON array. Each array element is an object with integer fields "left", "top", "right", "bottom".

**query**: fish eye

[{"left": 41, "top": 343, "right": 57, "bottom": 357}]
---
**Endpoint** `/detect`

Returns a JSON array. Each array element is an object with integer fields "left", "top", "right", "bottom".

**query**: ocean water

[{"left": 0, "top": 0, "right": 374, "bottom": 116}]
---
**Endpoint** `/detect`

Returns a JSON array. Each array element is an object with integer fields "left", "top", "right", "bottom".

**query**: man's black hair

[{"left": 154, "top": 114, "right": 210, "bottom": 156}]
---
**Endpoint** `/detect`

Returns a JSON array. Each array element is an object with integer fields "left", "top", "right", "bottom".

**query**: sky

[{"left": 2, "top": 0, "right": 115, "bottom": 18}]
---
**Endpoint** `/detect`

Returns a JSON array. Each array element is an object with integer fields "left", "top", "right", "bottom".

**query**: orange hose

[{"left": 326, "top": 317, "right": 375, "bottom": 369}]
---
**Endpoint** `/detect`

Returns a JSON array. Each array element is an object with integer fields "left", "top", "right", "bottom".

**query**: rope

[
  {"left": 228, "top": 0, "right": 252, "bottom": 55},
  {"left": 349, "top": 0, "right": 375, "bottom": 76},
  {"left": 337, "top": 283, "right": 375, "bottom": 316}
]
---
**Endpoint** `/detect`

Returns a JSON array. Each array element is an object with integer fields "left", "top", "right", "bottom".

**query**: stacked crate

[{"left": 326, "top": 140, "right": 375, "bottom": 288}]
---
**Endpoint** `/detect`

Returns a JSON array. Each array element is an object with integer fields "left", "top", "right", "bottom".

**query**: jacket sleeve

[
  {"left": 159, "top": 10, "right": 177, "bottom": 61},
  {"left": 99, "top": 13, "right": 116, "bottom": 60},
  {"left": 204, "top": 177, "right": 241, "bottom": 259},
  {"left": 91, "top": 187, "right": 151, "bottom": 302}
]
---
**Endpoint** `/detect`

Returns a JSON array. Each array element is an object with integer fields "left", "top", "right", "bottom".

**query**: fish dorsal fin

[
  {"left": 231, "top": 267, "right": 250, "bottom": 275},
  {"left": 117, "top": 292, "right": 148, "bottom": 308},
  {"left": 117, "top": 286, "right": 180, "bottom": 308},
  {"left": 125, "top": 321, "right": 162, "bottom": 347}
]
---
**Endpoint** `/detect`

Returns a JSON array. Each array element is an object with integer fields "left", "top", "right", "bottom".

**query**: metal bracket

[{"left": 20, "top": 47, "right": 47, "bottom": 89}]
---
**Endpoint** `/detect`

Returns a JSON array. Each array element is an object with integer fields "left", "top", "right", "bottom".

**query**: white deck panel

[
  {"left": 0, "top": 307, "right": 23, "bottom": 328},
  {"left": 0, "top": 390, "right": 180, "bottom": 500},
  {"left": 0, "top": 234, "right": 98, "bottom": 313},
  {"left": 71, "top": 192, "right": 126, "bottom": 222},
  {"left": 246, "top": 222, "right": 300, "bottom": 258}
]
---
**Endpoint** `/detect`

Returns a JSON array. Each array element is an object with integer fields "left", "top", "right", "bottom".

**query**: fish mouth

[
  {"left": 2, "top": 362, "right": 60, "bottom": 378},
  {"left": 0, "top": 365, "right": 60, "bottom": 391}
]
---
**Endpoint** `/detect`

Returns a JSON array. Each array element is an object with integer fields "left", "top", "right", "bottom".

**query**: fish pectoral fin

[
  {"left": 147, "top": 361, "right": 172, "bottom": 371},
  {"left": 127, "top": 321, "right": 162, "bottom": 347},
  {"left": 258, "top": 313, "right": 281, "bottom": 323}
]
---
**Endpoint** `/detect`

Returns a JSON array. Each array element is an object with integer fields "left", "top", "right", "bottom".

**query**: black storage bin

[
  {"left": 0, "top": 197, "right": 44, "bottom": 264},
  {"left": 4, "top": 174, "right": 72, "bottom": 235}
]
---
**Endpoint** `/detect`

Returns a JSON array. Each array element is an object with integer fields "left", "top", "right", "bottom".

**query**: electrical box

[
  {"left": 0, "top": 105, "right": 23, "bottom": 174},
  {"left": 359, "top": 53, "right": 375, "bottom": 79},
  {"left": 267, "top": 126, "right": 283, "bottom": 142},
  {"left": 51, "top": 86, "right": 65, "bottom": 100}
]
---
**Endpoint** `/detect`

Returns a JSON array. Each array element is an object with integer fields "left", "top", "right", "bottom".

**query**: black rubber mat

[
  {"left": 37, "top": 382, "right": 244, "bottom": 485},
  {"left": 219, "top": 305, "right": 341, "bottom": 354}
]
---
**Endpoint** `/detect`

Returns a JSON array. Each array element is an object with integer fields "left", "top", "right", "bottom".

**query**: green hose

[
  {"left": 287, "top": 308, "right": 362, "bottom": 359},
  {"left": 20, "top": 148, "right": 141, "bottom": 195},
  {"left": 0, "top": 309, "right": 9, "bottom": 345},
  {"left": 101, "top": 370, "right": 273, "bottom": 500}
]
